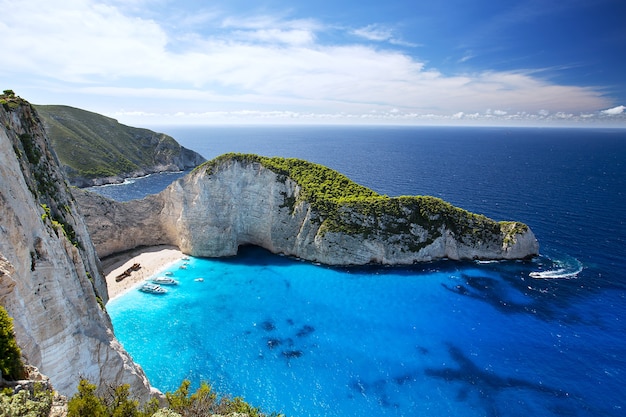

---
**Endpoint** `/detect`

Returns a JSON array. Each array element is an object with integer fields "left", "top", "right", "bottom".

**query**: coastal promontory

[
  {"left": 76, "top": 153, "right": 539, "bottom": 264},
  {"left": 35, "top": 104, "right": 206, "bottom": 187}
]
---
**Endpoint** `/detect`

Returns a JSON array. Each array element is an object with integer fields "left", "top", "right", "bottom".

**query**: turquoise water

[
  {"left": 105, "top": 126, "right": 626, "bottom": 416},
  {"left": 108, "top": 247, "right": 618, "bottom": 417}
]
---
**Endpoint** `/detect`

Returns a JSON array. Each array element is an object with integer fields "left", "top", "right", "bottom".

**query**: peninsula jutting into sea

[{"left": 0, "top": 93, "right": 537, "bottom": 414}]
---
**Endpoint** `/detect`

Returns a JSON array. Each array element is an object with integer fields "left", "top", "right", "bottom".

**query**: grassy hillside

[{"left": 35, "top": 105, "right": 204, "bottom": 183}]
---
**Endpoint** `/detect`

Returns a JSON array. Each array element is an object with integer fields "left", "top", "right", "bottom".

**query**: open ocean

[{"left": 105, "top": 126, "right": 626, "bottom": 417}]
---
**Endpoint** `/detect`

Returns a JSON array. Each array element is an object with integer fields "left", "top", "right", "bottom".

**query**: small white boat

[
  {"left": 164, "top": 271, "right": 173, "bottom": 276},
  {"left": 151, "top": 276, "right": 178, "bottom": 285},
  {"left": 194, "top": 278, "right": 204, "bottom": 282},
  {"left": 139, "top": 283, "right": 167, "bottom": 294}
]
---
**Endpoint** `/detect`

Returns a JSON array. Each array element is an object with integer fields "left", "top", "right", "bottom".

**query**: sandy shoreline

[{"left": 101, "top": 245, "right": 184, "bottom": 301}]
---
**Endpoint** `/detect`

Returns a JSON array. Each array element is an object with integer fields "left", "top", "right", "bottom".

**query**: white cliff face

[
  {"left": 78, "top": 157, "right": 539, "bottom": 265},
  {"left": 0, "top": 100, "right": 152, "bottom": 400}
]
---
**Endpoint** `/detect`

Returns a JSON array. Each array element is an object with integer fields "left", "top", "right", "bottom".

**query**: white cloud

[
  {"left": 353, "top": 24, "right": 394, "bottom": 42},
  {"left": 352, "top": 24, "right": 419, "bottom": 47},
  {"left": 0, "top": 0, "right": 621, "bottom": 126},
  {"left": 231, "top": 29, "right": 315, "bottom": 45},
  {"left": 602, "top": 105, "right": 625, "bottom": 115},
  {"left": 458, "top": 54, "right": 475, "bottom": 63}
]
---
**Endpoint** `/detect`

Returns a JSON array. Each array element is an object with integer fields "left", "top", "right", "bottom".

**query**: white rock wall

[
  {"left": 78, "top": 157, "right": 538, "bottom": 266},
  {"left": 0, "top": 103, "right": 153, "bottom": 400}
]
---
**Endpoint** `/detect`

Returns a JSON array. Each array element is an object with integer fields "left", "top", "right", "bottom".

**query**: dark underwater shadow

[
  {"left": 424, "top": 343, "right": 576, "bottom": 417},
  {"left": 203, "top": 246, "right": 603, "bottom": 326},
  {"left": 439, "top": 259, "right": 596, "bottom": 325}
]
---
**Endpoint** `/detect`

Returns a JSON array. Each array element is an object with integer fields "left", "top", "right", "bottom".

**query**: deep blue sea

[{"left": 105, "top": 126, "right": 626, "bottom": 417}]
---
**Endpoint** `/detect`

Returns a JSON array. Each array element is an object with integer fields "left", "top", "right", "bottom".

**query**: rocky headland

[
  {"left": 35, "top": 104, "right": 206, "bottom": 187},
  {"left": 76, "top": 153, "right": 539, "bottom": 264}
]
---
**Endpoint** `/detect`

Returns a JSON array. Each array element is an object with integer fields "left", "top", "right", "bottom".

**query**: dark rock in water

[
  {"left": 393, "top": 373, "right": 416, "bottom": 385},
  {"left": 466, "top": 276, "right": 497, "bottom": 291},
  {"left": 425, "top": 343, "right": 569, "bottom": 413},
  {"left": 350, "top": 379, "right": 367, "bottom": 395},
  {"left": 282, "top": 350, "right": 303, "bottom": 359},
  {"left": 296, "top": 324, "right": 315, "bottom": 338},
  {"left": 266, "top": 338, "right": 282, "bottom": 349},
  {"left": 260, "top": 320, "right": 276, "bottom": 331},
  {"left": 416, "top": 346, "right": 429, "bottom": 355},
  {"left": 454, "top": 284, "right": 469, "bottom": 295},
  {"left": 286, "top": 318, "right": 295, "bottom": 326}
]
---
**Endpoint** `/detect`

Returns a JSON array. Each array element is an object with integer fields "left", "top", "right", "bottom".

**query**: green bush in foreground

[
  {"left": 67, "top": 379, "right": 283, "bottom": 417},
  {"left": 0, "top": 305, "right": 24, "bottom": 381},
  {"left": 0, "top": 383, "right": 53, "bottom": 417}
]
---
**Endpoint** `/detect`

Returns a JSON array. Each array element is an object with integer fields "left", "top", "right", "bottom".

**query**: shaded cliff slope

[
  {"left": 35, "top": 104, "right": 205, "bottom": 187},
  {"left": 76, "top": 153, "right": 539, "bottom": 264},
  {"left": 0, "top": 92, "right": 153, "bottom": 399}
]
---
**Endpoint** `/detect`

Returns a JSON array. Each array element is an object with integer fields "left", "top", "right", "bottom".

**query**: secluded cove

[
  {"left": 102, "top": 126, "right": 626, "bottom": 417},
  {"left": 107, "top": 245, "right": 602, "bottom": 417}
]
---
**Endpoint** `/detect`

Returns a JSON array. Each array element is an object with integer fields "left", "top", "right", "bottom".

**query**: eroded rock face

[
  {"left": 78, "top": 156, "right": 539, "bottom": 264},
  {"left": 0, "top": 99, "right": 152, "bottom": 400}
]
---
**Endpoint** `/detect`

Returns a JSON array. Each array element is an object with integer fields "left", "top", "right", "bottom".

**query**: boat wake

[{"left": 529, "top": 255, "right": 583, "bottom": 279}]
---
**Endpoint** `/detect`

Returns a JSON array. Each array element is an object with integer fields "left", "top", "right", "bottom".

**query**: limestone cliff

[
  {"left": 0, "top": 94, "right": 153, "bottom": 399},
  {"left": 77, "top": 153, "right": 539, "bottom": 264}
]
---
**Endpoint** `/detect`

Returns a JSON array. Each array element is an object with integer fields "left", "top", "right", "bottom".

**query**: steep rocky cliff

[
  {"left": 77, "top": 153, "right": 538, "bottom": 264},
  {"left": 0, "top": 93, "right": 153, "bottom": 399}
]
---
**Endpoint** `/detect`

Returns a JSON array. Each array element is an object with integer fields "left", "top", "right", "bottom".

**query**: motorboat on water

[
  {"left": 151, "top": 276, "right": 179, "bottom": 285},
  {"left": 139, "top": 283, "right": 167, "bottom": 294}
]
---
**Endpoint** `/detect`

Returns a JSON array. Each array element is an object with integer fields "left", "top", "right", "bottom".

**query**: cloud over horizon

[{"left": 0, "top": 0, "right": 623, "bottom": 126}]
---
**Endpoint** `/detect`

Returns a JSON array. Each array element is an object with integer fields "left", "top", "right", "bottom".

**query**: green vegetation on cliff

[
  {"left": 202, "top": 153, "right": 529, "bottom": 248},
  {"left": 34, "top": 105, "right": 204, "bottom": 183},
  {"left": 66, "top": 379, "right": 282, "bottom": 417},
  {"left": 0, "top": 306, "right": 24, "bottom": 381}
]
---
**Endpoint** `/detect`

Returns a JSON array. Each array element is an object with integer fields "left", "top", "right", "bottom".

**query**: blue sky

[{"left": 2, "top": 0, "right": 625, "bottom": 126}]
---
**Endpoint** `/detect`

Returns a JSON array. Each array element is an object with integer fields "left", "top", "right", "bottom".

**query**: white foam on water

[{"left": 529, "top": 256, "right": 583, "bottom": 279}]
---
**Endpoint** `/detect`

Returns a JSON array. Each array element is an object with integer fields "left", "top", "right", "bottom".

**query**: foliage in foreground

[
  {"left": 0, "top": 383, "right": 53, "bottom": 417},
  {"left": 67, "top": 379, "right": 283, "bottom": 417},
  {"left": 0, "top": 305, "right": 24, "bottom": 381}
]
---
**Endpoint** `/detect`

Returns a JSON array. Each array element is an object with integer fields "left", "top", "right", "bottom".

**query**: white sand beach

[{"left": 101, "top": 245, "right": 184, "bottom": 301}]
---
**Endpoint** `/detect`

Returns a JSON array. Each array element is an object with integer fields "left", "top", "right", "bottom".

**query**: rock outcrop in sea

[
  {"left": 0, "top": 94, "right": 153, "bottom": 399},
  {"left": 76, "top": 154, "right": 539, "bottom": 264}
]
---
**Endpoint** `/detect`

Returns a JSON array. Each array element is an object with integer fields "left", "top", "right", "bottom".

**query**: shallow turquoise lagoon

[{"left": 107, "top": 246, "right": 621, "bottom": 417}]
